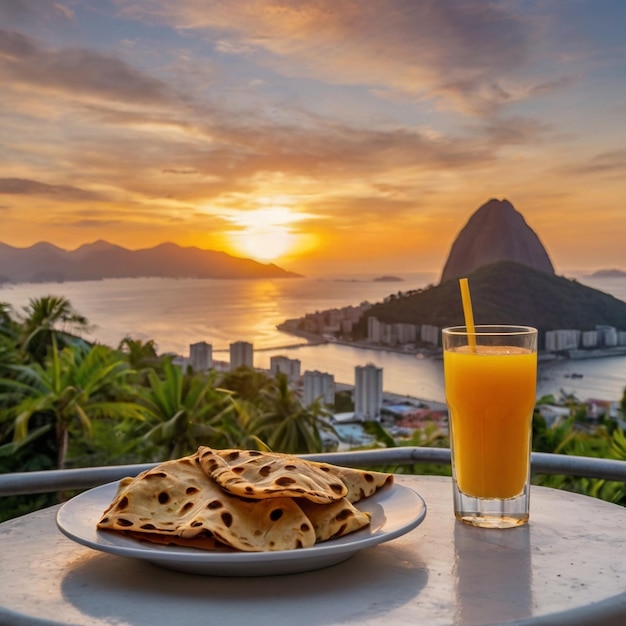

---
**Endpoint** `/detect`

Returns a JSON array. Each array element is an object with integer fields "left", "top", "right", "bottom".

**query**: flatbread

[
  {"left": 97, "top": 454, "right": 316, "bottom": 552},
  {"left": 197, "top": 447, "right": 348, "bottom": 504},
  {"left": 98, "top": 448, "right": 394, "bottom": 552},
  {"left": 295, "top": 497, "right": 371, "bottom": 542},
  {"left": 119, "top": 529, "right": 233, "bottom": 551},
  {"left": 311, "top": 462, "right": 394, "bottom": 503},
  {"left": 198, "top": 446, "right": 393, "bottom": 505}
]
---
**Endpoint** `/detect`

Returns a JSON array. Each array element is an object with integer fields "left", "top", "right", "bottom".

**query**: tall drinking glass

[{"left": 442, "top": 325, "right": 538, "bottom": 529}]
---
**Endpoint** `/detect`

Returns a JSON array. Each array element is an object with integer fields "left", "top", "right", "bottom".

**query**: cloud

[
  {"left": 66, "top": 218, "right": 123, "bottom": 229},
  {"left": 0, "top": 0, "right": 37, "bottom": 26},
  {"left": 0, "top": 28, "right": 175, "bottom": 105},
  {"left": 586, "top": 149, "right": 626, "bottom": 175},
  {"left": 478, "top": 115, "right": 554, "bottom": 146},
  {"left": 529, "top": 75, "right": 577, "bottom": 98},
  {"left": 162, "top": 168, "right": 199, "bottom": 175},
  {"left": 119, "top": 0, "right": 558, "bottom": 117},
  {"left": 52, "top": 3, "right": 74, "bottom": 21},
  {"left": 562, "top": 149, "right": 626, "bottom": 178},
  {"left": 0, "top": 177, "right": 103, "bottom": 201}
]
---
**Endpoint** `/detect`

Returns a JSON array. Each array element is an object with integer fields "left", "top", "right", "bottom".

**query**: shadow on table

[{"left": 60, "top": 543, "right": 428, "bottom": 626}]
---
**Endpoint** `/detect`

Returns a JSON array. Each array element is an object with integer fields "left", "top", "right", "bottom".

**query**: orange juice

[{"left": 444, "top": 345, "right": 537, "bottom": 499}]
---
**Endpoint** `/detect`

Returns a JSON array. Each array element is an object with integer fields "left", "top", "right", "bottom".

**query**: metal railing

[{"left": 1, "top": 447, "right": 625, "bottom": 497}]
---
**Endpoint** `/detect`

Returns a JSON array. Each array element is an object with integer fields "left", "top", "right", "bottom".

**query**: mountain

[
  {"left": 0, "top": 241, "right": 302, "bottom": 283},
  {"left": 440, "top": 198, "right": 555, "bottom": 283},
  {"left": 355, "top": 261, "right": 626, "bottom": 340}
]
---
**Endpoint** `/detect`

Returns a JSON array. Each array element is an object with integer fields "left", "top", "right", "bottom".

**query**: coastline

[
  {"left": 567, "top": 347, "right": 626, "bottom": 360},
  {"left": 2, "top": 276, "right": 624, "bottom": 403},
  {"left": 274, "top": 322, "right": 626, "bottom": 404},
  {"left": 277, "top": 320, "right": 626, "bottom": 363}
]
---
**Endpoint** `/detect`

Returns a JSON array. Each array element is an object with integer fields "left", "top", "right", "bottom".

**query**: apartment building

[
  {"left": 303, "top": 370, "right": 335, "bottom": 406},
  {"left": 189, "top": 341, "right": 213, "bottom": 371},
  {"left": 354, "top": 363, "right": 383, "bottom": 421},
  {"left": 229, "top": 341, "right": 253, "bottom": 370},
  {"left": 270, "top": 355, "right": 301, "bottom": 382}
]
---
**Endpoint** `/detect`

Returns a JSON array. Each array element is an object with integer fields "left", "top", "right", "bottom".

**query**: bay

[{"left": 1, "top": 271, "right": 625, "bottom": 403}]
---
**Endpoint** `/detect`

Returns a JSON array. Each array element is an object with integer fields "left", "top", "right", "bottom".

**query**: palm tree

[
  {"left": 18, "top": 296, "right": 93, "bottom": 363},
  {"left": 136, "top": 361, "right": 237, "bottom": 460},
  {"left": 251, "top": 372, "right": 335, "bottom": 454},
  {"left": 0, "top": 303, "right": 22, "bottom": 374},
  {"left": 216, "top": 368, "right": 337, "bottom": 453},
  {"left": 3, "top": 340, "right": 144, "bottom": 470},
  {"left": 0, "top": 303, "right": 18, "bottom": 337},
  {"left": 217, "top": 365, "right": 276, "bottom": 404},
  {"left": 0, "top": 337, "right": 22, "bottom": 390},
  {"left": 117, "top": 336, "right": 166, "bottom": 384}
]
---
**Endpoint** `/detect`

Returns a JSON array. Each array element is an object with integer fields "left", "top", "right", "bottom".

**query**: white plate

[{"left": 56, "top": 481, "right": 426, "bottom": 576}]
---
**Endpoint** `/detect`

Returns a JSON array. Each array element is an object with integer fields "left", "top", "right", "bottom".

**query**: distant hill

[
  {"left": 589, "top": 269, "right": 626, "bottom": 278},
  {"left": 355, "top": 261, "right": 626, "bottom": 341},
  {"left": 374, "top": 276, "right": 403, "bottom": 282},
  {"left": 440, "top": 198, "right": 554, "bottom": 283},
  {"left": 0, "top": 240, "right": 302, "bottom": 284}
]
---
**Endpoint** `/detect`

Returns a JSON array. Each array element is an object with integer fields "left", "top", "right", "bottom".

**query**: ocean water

[
  {"left": 1, "top": 272, "right": 625, "bottom": 403},
  {"left": 0, "top": 273, "right": 438, "bottom": 353}
]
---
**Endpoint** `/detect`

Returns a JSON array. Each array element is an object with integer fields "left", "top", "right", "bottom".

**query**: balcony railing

[{"left": 1, "top": 447, "right": 625, "bottom": 497}]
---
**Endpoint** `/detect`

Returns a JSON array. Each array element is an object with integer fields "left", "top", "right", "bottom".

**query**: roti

[
  {"left": 97, "top": 454, "right": 316, "bottom": 552},
  {"left": 198, "top": 446, "right": 393, "bottom": 504},
  {"left": 311, "top": 462, "right": 394, "bottom": 503},
  {"left": 120, "top": 529, "right": 233, "bottom": 551},
  {"left": 197, "top": 447, "right": 348, "bottom": 504},
  {"left": 295, "top": 497, "right": 371, "bottom": 542},
  {"left": 97, "top": 447, "right": 394, "bottom": 552}
]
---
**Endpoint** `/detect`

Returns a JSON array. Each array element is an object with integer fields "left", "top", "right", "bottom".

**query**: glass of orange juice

[{"left": 442, "top": 325, "right": 538, "bottom": 529}]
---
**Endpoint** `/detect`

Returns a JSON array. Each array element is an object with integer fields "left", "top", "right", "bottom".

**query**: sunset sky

[{"left": 1, "top": 0, "right": 625, "bottom": 277}]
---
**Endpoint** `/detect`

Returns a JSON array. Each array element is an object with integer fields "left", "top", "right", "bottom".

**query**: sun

[{"left": 227, "top": 207, "right": 301, "bottom": 262}]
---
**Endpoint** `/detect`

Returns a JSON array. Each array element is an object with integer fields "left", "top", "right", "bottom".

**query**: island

[
  {"left": 374, "top": 276, "right": 403, "bottom": 282},
  {"left": 589, "top": 269, "right": 626, "bottom": 278}
]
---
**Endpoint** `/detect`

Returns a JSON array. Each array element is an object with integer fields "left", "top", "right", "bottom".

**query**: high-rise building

[
  {"left": 270, "top": 355, "right": 301, "bottom": 382},
  {"left": 354, "top": 363, "right": 383, "bottom": 421},
  {"left": 597, "top": 325, "right": 618, "bottom": 347},
  {"left": 394, "top": 323, "right": 418, "bottom": 344},
  {"left": 368, "top": 317, "right": 383, "bottom": 343},
  {"left": 189, "top": 341, "right": 212, "bottom": 371},
  {"left": 230, "top": 341, "right": 253, "bottom": 369},
  {"left": 303, "top": 370, "right": 335, "bottom": 406},
  {"left": 545, "top": 329, "right": 580, "bottom": 352},
  {"left": 581, "top": 330, "right": 598, "bottom": 348},
  {"left": 421, "top": 324, "right": 439, "bottom": 346}
]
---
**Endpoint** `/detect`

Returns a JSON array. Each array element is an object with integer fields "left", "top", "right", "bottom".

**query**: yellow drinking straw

[{"left": 459, "top": 277, "right": 476, "bottom": 351}]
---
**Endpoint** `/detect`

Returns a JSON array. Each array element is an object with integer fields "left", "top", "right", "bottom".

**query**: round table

[{"left": 1, "top": 475, "right": 625, "bottom": 625}]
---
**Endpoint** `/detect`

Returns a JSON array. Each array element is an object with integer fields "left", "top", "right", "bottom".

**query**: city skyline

[{"left": 1, "top": 1, "right": 625, "bottom": 277}]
